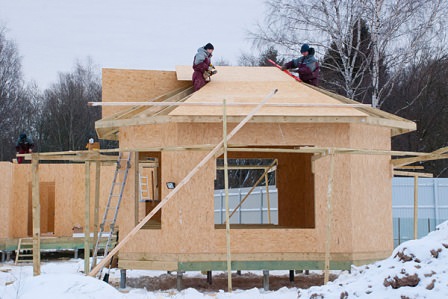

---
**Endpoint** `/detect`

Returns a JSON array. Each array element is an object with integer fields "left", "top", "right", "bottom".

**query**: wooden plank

[
  {"left": 414, "top": 176, "right": 418, "bottom": 240},
  {"left": 91, "top": 160, "right": 101, "bottom": 268},
  {"left": 393, "top": 171, "right": 433, "bottom": 178},
  {"left": 88, "top": 89, "right": 279, "bottom": 277},
  {"left": 265, "top": 173, "right": 271, "bottom": 224},
  {"left": 84, "top": 161, "right": 91, "bottom": 274},
  {"left": 31, "top": 153, "right": 40, "bottom": 276},
  {"left": 94, "top": 114, "right": 369, "bottom": 129},
  {"left": 134, "top": 152, "right": 140, "bottom": 225},
  {"left": 90, "top": 101, "right": 371, "bottom": 108},
  {"left": 395, "top": 166, "right": 425, "bottom": 170},
  {"left": 324, "top": 152, "right": 335, "bottom": 284},
  {"left": 222, "top": 99, "right": 232, "bottom": 292}
]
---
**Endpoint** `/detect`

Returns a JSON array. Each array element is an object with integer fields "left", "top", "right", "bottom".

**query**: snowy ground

[{"left": 1, "top": 221, "right": 448, "bottom": 298}]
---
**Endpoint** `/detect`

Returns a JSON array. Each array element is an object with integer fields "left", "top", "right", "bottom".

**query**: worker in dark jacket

[
  {"left": 282, "top": 44, "right": 319, "bottom": 86},
  {"left": 192, "top": 43, "right": 214, "bottom": 91},
  {"left": 15, "top": 133, "right": 34, "bottom": 164}
]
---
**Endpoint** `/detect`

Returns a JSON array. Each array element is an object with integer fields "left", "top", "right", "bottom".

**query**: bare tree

[
  {"left": 38, "top": 59, "right": 102, "bottom": 152},
  {"left": 0, "top": 26, "right": 28, "bottom": 160},
  {"left": 213, "top": 57, "right": 231, "bottom": 66},
  {"left": 251, "top": 0, "right": 447, "bottom": 107},
  {"left": 238, "top": 52, "right": 259, "bottom": 66},
  {"left": 383, "top": 54, "right": 448, "bottom": 177}
]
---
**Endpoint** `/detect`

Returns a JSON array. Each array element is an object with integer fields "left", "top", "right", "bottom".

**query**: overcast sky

[{"left": 0, "top": 0, "right": 266, "bottom": 88}]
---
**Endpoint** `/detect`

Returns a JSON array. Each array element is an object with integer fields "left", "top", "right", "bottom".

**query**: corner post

[
  {"left": 324, "top": 150, "right": 335, "bottom": 284},
  {"left": 92, "top": 158, "right": 101, "bottom": 268},
  {"left": 223, "top": 99, "right": 232, "bottom": 292},
  {"left": 31, "top": 153, "right": 41, "bottom": 276},
  {"left": 84, "top": 161, "right": 91, "bottom": 274}
]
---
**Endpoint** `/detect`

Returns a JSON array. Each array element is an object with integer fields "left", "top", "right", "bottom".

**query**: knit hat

[
  {"left": 204, "top": 43, "right": 214, "bottom": 50},
  {"left": 300, "top": 44, "right": 310, "bottom": 53}
]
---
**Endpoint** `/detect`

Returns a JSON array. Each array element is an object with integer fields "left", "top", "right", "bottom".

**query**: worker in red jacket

[
  {"left": 192, "top": 43, "right": 215, "bottom": 91},
  {"left": 15, "top": 133, "right": 34, "bottom": 164}
]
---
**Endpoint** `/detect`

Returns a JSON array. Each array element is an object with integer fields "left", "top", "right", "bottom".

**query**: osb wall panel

[
  {"left": 118, "top": 123, "right": 359, "bottom": 256},
  {"left": 121, "top": 123, "right": 352, "bottom": 149},
  {"left": 9, "top": 163, "right": 115, "bottom": 238},
  {"left": 349, "top": 124, "right": 393, "bottom": 254},
  {"left": 0, "top": 163, "right": 13, "bottom": 238},
  {"left": 102, "top": 69, "right": 191, "bottom": 118}
]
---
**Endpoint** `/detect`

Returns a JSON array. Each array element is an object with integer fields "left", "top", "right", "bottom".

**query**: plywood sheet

[
  {"left": 168, "top": 80, "right": 367, "bottom": 118},
  {"left": 102, "top": 68, "right": 191, "bottom": 118},
  {"left": 0, "top": 163, "right": 13, "bottom": 238},
  {"left": 176, "top": 65, "right": 294, "bottom": 82}
]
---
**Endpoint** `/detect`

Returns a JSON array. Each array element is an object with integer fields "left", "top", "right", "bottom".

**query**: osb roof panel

[
  {"left": 170, "top": 66, "right": 367, "bottom": 117},
  {"left": 176, "top": 65, "right": 294, "bottom": 82}
]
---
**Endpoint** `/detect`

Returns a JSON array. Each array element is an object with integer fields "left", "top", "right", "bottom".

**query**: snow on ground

[{"left": 1, "top": 221, "right": 448, "bottom": 298}]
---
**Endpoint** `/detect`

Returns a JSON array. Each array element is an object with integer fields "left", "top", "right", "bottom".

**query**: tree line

[
  {"left": 233, "top": 0, "right": 448, "bottom": 177},
  {"left": 0, "top": 27, "right": 109, "bottom": 162},
  {"left": 2, "top": 0, "right": 448, "bottom": 176}
]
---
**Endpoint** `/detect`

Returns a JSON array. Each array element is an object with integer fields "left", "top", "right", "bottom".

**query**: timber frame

[
  {"left": 16, "top": 66, "right": 448, "bottom": 292},
  {"left": 19, "top": 142, "right": 448, "bottom": 281}
]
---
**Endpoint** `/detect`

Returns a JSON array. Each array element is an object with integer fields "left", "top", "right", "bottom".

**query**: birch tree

[{"left": 252, "top": 0, "right": 447, "bottom": 107}]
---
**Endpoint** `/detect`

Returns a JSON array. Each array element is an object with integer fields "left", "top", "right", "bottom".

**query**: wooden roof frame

[{"left": 94, "top": 67, "right": 416, "bottom": 140}]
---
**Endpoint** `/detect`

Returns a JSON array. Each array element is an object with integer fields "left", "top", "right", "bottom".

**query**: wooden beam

[
  {"left": 393, "top": 171, "right": 433, "bottom": 178},
  {"left": 31, "top": 153, "right": 41, "bottom": 276},
  {"left": 392, "top": 147, "right": 448, "bottom": 167},
  {"left": 227, "top": 147, "right": 428, "bottom": 157},
  {"left": 90, "top": 101, "right": 371, "bottom": 108},
  {"left": 84, "top": 161, "right": 91, "bottom": 274},
  {"left": 394, "top": 166, "right": 425, "bottom": 170},
  {"left": 216, "top": 165, "right": 277, "bottom": 171},
  {"left": 88, "top": 89, "right": 279, "bottom": 277},
  {"left": 134, "top": 152, "right": 140, "bottom": 225},
  {"left": 414, "top": 176, "right": 419, "bottom": 240},
  {"left": 95, "top": 114, "right": 369, "bottom": 130},
  {"left": 223, "top": 99, "right": 232, "bottom": 292},
  {"left": 324, "top": 152, "right": 335, "bottom": 284},
  {"left": 265, "top": 173, "right": 271, "bottom": 224},
  {"left": 91, "top": 160, "right": 101, "bottom": 268}
]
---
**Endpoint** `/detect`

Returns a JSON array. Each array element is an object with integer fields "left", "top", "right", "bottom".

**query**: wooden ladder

[{"left": 15, "top": 238, "right": 35, "bottom": 264}]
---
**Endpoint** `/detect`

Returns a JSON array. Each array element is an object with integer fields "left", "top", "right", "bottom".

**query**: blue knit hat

[{"left": 300, "top": 44, "right": 310, "bottom": 53}]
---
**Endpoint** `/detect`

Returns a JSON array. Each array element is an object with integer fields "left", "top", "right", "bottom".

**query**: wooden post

[
  {"left": 223, "top": 99, "right": 232, "bottom": 292},
  {"left": 265, "top": 173, "right": 271, "bottom": 224},
  {"left": 84, "top": 161, "right": 91, "bottom": 274},
  {"left": 88, "top": 89, "right": 278, "bottom": 277},
  {"left": 91, "top": 160, "right": 101, "bottom": 268},
  {"left": 324, "top": 151, "right": 335, "bottom": 284},
  {"left": 413, "top": 175, "right": 419, "bottom": 239},
  {"left": 134, "top": 152, "right": 139, "bottom": 225},
  {"left": 31, "top": 153, "right": 41, "bottom": 276}
]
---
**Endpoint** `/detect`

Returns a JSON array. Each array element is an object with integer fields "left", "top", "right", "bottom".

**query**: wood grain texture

[
  {"left": 6, "top": 163, "right": 115, "bottom": 238},
  {"left": 102, "top": 68, "right": 191, "bottom": 118}
]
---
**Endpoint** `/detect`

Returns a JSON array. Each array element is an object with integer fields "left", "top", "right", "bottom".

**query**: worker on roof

[
  {"left": 15, "top": 133, "right": 34, "bottom": 164},
  {"left": 282, "top": 43, "right": 319, "bottom": 86},
  {"left": 192, "top": 43, "right": 216, "bottom": 91}
]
